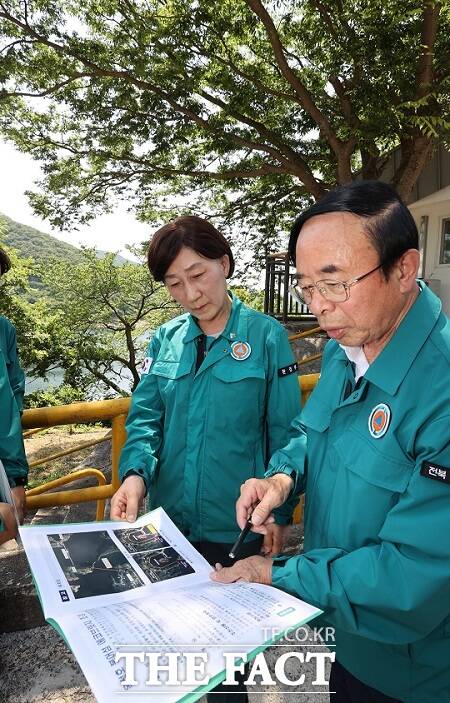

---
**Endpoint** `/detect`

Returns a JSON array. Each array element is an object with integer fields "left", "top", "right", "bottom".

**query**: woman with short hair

[{"left": 111, "top": 216, "right": 301, "bottom": 701}]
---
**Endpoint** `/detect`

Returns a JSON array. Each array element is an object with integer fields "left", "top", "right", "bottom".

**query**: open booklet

[{"left": 20, "top": 507, "right": 321, "bottom": 703}]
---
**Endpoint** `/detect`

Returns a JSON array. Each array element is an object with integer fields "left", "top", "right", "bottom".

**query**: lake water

[
  {"left": 25, "top": 331, "right": 151, "bottom": 396},
  {"left": 25, "top": 364, "right": 134, "bottom": 397}
]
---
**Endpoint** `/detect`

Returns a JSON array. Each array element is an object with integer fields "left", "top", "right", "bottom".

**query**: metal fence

[
  {"left": 264, "top": 251, "right": 315, "bottom": 322},
  {"left": 22, "top": 375, "right": 320, "bottom": 522}
]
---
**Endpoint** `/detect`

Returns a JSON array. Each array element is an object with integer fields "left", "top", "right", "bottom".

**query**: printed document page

[
  {"left": 20, "top": 507, "right": 212, "bottom": 618},
  {"left": 20, "top": 507, "right": 322, "bottom": 703},
  {"left": 59, "top": 579, "right": 320, "bottom": 703}
]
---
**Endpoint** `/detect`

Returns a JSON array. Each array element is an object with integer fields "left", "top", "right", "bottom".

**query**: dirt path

[{"left": 24, "top": 428, "right": 111, "bottom": 489}]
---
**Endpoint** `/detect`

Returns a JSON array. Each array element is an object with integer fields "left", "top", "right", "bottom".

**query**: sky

[{"left": 0, "top": 139, "right": 151, "bottom": 258}]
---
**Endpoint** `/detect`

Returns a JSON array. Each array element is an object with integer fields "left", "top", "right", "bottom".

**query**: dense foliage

[
  {"left": 0, "top": 0, "right": 448, "bottom": 267},
  {"left": 0, "top": 216, "right": 179, "bottom": 398},
  {"left": 0, "top": 216, "right": 265, "bottom": 401},
  {"left": 39, "top": 247, "right": 178, "bottom": 396}
]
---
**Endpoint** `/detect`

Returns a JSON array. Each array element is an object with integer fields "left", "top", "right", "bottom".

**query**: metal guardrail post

[
  {"left": 22, "top": 398, "right": 131, "bottom": 520},
  {"left": 264, "top": 250, "right": 316, "bottom": 322},
  {"left": 111, "top": 413, "right": 127, "bottom": 493},
  {"left": 264, "top": 252, "right": 270, "bottom": 314},
  {"left": 22, "top": 376, "right": 320, "bottom": 524}
]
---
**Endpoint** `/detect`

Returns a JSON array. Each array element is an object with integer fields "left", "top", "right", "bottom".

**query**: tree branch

[
  {"left": 0, "top": 5, "right": 329, "bottom": 195},
  {"left": 171, "top": 35, "right": 303, "bottom": 107},
  {"left": 245, "top": 0, "right": 343, "bottom": 156},
  {"left": 198, "top": 87, "right": 316, "bottom": 174},
  {"left": 415, "top": 0, "right": 441, "bottom": 100},
  {"left": 308, "top": 0, "right": 338, "bottom": 39},
  {"left": 0, "top": 73, "right": 92, "bottom": 100},
  {"left": 83, "top": 359, "right": 128, "bottom": 396},
  {"left": 392, "top": 133, "right": 435, "bottom": 200},
  {"left": 0, "top": 37, "right": 37, "bottom": 54},
  {"left": 0, "top": 7, "right": 296, "bottom": 165},
  {"left": 124, "top": 323, "right": 140, "bottom": 388}
]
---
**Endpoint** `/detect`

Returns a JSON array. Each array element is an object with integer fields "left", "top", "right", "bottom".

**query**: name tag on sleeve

[
  {"left": 278, "top": 362, "right": 298, "bottom": 377},
  {"left": 420, "top": 461, "right": 450, "bottom": 484},
  {"left": 141, "top": 357, "right": 153, "bottom": 375}
]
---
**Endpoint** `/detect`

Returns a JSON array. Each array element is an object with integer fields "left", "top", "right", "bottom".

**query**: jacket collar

[
  {"left": 330, "top": 282, "right": 442, "bottom": 395},
  {"left": 364, "top": 281, "right": 441, "bottom": 395}
]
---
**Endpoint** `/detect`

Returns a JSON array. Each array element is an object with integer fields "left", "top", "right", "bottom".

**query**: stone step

[{"left": 30, "top": 503, "right": 71, "bottom": 526}]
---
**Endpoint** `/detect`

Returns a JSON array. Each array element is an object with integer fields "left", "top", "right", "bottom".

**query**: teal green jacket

[
  {"left": 0, "top": 316, "right": 28, "bottom": 488},
  {"left": 119, "top": 295, "right": 301, "bottom": 543},
  {"left": 269, "top": 283, "right": 450, "bottom": 703}
]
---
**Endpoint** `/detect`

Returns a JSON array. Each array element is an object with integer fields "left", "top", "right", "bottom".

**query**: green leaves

[
  {"left": 0, "top": 0, "right": 448, "bottom": 263},
  {"left": 38, "top": 248, "right": 178, "bottom": 396}
]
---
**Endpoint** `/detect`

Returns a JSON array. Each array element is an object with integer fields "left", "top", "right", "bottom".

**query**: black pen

[{"left": 229, "top": 502, "right": 259, "bottom": 560}]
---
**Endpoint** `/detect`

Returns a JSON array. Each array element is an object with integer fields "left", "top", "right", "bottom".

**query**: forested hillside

[
  {"left": 1, "top": 212, "right": 132, "bottom": 264},
  {"left": 1, "top": 213, "right": 82, "bottom": 264}
]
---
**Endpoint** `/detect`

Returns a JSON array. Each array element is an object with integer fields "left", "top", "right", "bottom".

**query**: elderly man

[{"left": 212, "top": 181, "right": 450, "bottom": 703}]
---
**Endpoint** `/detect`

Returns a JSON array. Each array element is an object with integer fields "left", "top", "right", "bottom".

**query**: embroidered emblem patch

[
  {"left": 278, "top": 362, "right": 298, "bottom": 377},
  {"left": 368, "top": 403, "right": 391, "bottom": 439},
  {"left": 230, "top": 341, "right": 251, "bottom": 361},
  {"left": 140, "top": 356, "right": 153, "bottom": 375},
  {"left": 420, "top": 461, "right": 450, "bottom": 484}
]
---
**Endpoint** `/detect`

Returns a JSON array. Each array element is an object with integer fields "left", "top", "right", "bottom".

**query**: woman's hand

[
  {"left": 11, "top": 486, "right": 26, "bottom": 524},
  {"left": 0, "top": 503, "right": 17, "bottom": 545},
  {"left": 261, "top": 523, "right": 290, "bottom": 557},
  {"left": 110, "top": 475, "right": 146, "bottom": 522}
]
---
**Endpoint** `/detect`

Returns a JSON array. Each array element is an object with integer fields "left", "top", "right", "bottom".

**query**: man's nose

[{"left": 308, "top": 288, "right": 335, "bottom": 316}]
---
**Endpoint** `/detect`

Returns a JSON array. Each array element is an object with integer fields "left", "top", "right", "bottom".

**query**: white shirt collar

[{"left": 340, "top": 344, "right": 369, "bottom": 382}]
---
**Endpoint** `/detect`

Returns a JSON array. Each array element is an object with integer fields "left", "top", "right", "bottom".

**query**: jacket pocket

[
  {"left": 209, "top": 361, "right": 266, "bottom": 442},
  {"left": 325, "top": 432, "right": 415, "bottom": 547},
  {"left": 150, "top": 359, "right": 192, "bottom": 407},
  {"left": 151, "top": 359, "right": 192, "bottom": 380},
  {"left": 301, "top": 391, "right": 333, "bottom": 433},
  {"left": 212, "top": 361, "right": 266, "bottom": 383},
  {"left": 334, "top": 432, "right": 413, "bottom": 493}
]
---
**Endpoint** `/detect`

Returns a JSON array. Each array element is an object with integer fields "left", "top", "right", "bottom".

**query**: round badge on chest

[
  {"left": 368, "top": 403, "right": 391, "bottom": 439},
  {"left": 230, "top": 341, "right": 251, "bottom": 361}
]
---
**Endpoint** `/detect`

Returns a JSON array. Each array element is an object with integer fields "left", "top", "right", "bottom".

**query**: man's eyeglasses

[{"left": 289, "top": 264, "right": 383, "bottom": 306}]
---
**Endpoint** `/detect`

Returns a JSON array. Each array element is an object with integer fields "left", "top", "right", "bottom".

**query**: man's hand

[
  {"left": 261, "top": 523, "right": 290, "bottom": 557},
  {"left": 237, "top": 475, "right": 294, "bottom": 533},
  {"left": 0, "top": 503, "right": 18, "bottom": 545},
  {"left": 210, "top": 555, "right": 272, "bottom": 585},
  {"left": 11, "top": 486, "right": 26, "bottom": 524},
  {"left": 110, "top": 475, "right": 146, "bottom": 522}
]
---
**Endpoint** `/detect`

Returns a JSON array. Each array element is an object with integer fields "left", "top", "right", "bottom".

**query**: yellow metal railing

[
  {"left": 23, "top": 398, "right": 130, "bottom": 520},
  {"left": 22, "top": 375, "right": 319, "bottom": 523},
  {"left": 300, "top": 372, "right": 319, "bottom": 403},
  {"left": 27, "top": 433, "right": 111, "bottom": 469},
  {"left": 289, "top": 325, "right": 323, "bottom": 367},
  {"left": 288, "top": 325, "right": 321, "bottom": 342},
  {"left": 292, "top": 372, "right": 319, "bottom": 523}
]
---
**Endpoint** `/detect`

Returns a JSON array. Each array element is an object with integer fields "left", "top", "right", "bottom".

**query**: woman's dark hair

[
  {"left": 147, "top": 215, "right": 235, "bottom": 281},
  {"left": 288, "top": 181, "right": 419, "bottom": 277},
  {"left": 0, "top": 247, "right": 11, "bottom": 276}
]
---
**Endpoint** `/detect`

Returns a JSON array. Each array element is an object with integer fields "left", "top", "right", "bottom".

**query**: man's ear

[{"left": 396, "top": 249, "right": 420, "bottom": 292}]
